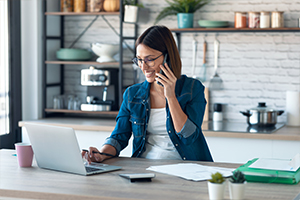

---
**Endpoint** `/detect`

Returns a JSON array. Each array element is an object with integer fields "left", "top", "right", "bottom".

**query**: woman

[{"left": 83, "top": 25, "right": 213, "bottom": 163}]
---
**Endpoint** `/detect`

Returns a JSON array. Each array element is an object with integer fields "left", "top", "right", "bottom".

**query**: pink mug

[{"left": 15, "top": 143, "right": 34, "bottom": 167}]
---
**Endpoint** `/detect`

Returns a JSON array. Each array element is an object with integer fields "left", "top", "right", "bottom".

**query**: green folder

[{"left": 235, "top": 158, "right": 300, "bottom": 184}]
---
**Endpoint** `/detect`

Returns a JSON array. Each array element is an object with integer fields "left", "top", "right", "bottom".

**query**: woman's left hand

[{"left": 156, "top": 62, "right": 177, "bottom": 99}]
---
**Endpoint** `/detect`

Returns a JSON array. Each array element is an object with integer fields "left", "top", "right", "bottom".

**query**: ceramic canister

[
  {"left": 248, "top": 12, "right": 260, "bottom": 28},
  {"left": 260, "top": 11, "right": 270, "bottom": 28},
  {"left": 271, "top": 11, "right": 284, "bottom": 28},
  {"left": 235, "top": 12, "right": 247, "bottom": 28}
]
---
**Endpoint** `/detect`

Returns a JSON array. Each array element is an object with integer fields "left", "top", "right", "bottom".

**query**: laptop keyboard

[{"left": 85, "top": 166, "right": 103, "bottom": 173}]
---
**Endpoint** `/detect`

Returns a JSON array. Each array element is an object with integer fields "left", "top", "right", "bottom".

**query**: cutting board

[{"left": 203, "top": 87, "right": 209, "bottom": 121}]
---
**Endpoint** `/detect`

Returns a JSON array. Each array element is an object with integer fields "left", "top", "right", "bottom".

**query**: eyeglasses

[{"left": 132, "top": 54, "right": 163, "bottom": 68}]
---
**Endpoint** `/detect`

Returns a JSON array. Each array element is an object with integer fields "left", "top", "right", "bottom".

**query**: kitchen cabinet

[
  {"left": 19, "top": 118, "right": 300, "bottom": 163},
  {"left": 206, "top": 136, "right": 300, "bottom": 164},
  {"left": 69, "top": 131, "right": 300, "bottom": 162},
  {"left": 42, "top": 0, "right": 138, "bottom": 118},
  {"left": 21, "top": 124, "right": 300, "bottom": 163}
]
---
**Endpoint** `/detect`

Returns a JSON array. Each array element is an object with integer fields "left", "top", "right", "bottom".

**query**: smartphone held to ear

[{"left": 157, "top": 54, "right": 172, "bottom": 87}]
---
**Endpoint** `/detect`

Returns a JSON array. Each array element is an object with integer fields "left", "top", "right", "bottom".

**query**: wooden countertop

[
  {"left": 1, "top": 150, "right": 299, "bottom": 200},
  {"left": 19, "top": 118, "right": 300, "bottom": 141},
  {"left": 19, "top": 117, "right": 116, "bottom": 132}
]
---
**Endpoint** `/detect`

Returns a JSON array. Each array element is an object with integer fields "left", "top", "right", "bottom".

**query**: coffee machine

[{"left": 80, "top": 66, "right": 119, "bottom": 111}]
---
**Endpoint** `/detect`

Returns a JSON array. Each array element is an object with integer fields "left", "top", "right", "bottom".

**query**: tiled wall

[{"left": 63, "top": 0, "right": 300, "bottom": 122}]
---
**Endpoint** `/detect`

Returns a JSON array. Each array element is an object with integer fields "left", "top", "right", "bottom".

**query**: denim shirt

[{"left": 104, "top": 75, "right": 213, "bottom": 162}]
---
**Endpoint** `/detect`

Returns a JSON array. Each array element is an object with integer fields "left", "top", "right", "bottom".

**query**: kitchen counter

[
  {"left": 19, "top": 117, "right": 116, "bottom": 132},
  {"left": 19, "top": 118, "right": 300, "bottom": 141}
]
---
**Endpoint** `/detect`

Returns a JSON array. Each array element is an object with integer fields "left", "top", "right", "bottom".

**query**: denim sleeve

[
  {"left": 102, "top": 88, "right": 132, "bottom": 156},
  {"left": 176, "top": 79, "right": 206, "bottom": 145},
  {"left": 176, "top": 118, "right": 197, "bottom": 138},
  {"left": 103, "top": 137, "right": 122, "bottom": 156}
]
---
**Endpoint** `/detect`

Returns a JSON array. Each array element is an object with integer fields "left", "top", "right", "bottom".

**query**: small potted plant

[
  {"left": 123, "top": 0, "right": 149, "bottom": 24},
  {"left": 228, "top": 170, "right": 247, "bottom": 200},
  {"left": 155, "top": 0, "right": 210, "bottom": 28},
  {"left": 207, "top": 172, "right": 225, "bottom": 200}
]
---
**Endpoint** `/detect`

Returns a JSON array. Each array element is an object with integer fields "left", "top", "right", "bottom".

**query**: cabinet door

[
  {"left": 272, "top": 140, "right": 300, "bottom": 159},
  {"left": 206, "top": 137, "right": 272, "bottom": 164}
]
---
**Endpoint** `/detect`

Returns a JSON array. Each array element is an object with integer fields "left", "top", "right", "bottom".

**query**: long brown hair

[{"left": 135, "top": 26, "right": 182, "bottom": 79}]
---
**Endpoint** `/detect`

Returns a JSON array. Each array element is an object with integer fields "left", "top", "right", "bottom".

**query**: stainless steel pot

[{"left": 240, "top": 102, "right": 284, "bottom": 126}]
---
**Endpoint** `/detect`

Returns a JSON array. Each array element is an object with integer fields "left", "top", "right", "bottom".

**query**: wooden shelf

[
  {"left": 45, "top": 108, "right": 118, "bottom": 115},
  {"left": 45, "top": 12, "right": 119, "bottom": 16},
  {"left": 45, "top": 61, "right": 132, "bottom": 65},
  {"left": 170, "top": 27, "right": 300, "bottom": 33}
]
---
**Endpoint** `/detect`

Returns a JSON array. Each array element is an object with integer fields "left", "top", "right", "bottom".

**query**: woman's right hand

[{"left": 81, "top": 147, "right": 105, "bottom": 164}]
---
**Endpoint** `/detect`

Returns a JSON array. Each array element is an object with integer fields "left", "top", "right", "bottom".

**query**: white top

[{"left": 140, "top": 108, "right": 182, "bottom": 160}]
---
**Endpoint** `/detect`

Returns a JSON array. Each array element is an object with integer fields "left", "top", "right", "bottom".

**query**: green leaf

[
  {"left": 208, "top": 172, "right": 225, "bottom": 183},
  {"left": 155, "top": 7, "right": 178, "bottom": 24},
  {"left": 230, "top": 170, "right": 246, "bottom": 183},
  {"left": 155, "top": 0, "right": 211, "bottom": 24}
]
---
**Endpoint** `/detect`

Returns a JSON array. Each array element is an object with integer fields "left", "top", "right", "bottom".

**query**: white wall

[
  {"left": 23, "top": 0, "right": 300, "bottom": 123},
  {"left": 20, "top": 0, "right": 300, "bottom": 160},
  {"left": 59, "top": 0, "right": 300, "bottom": 123},
  {"left": 21, "top": 0, "right": 43, "bottom": 121}
]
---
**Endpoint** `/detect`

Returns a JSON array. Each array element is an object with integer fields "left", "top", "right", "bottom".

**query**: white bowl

[{"left": 91, "top": 43, "right": 119, "bottom": 63}]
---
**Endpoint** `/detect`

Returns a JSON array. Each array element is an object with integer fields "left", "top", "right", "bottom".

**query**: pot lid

[{"left": 249, "top": 102, "right": 275, "bottom": 112}]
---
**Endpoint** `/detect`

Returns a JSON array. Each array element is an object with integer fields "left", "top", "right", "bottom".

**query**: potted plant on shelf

[
  {"left": 155, "top": 0, "right": 210, "bottom": 29},
  {"left": 123, "top": 0, "right": 149, "bottom": 24},
  {"left": 207, "top": 172, "right": 225, "bottom": 200},
  {"left": 228, "top": 170, "right": 247, "bottom": 200}
]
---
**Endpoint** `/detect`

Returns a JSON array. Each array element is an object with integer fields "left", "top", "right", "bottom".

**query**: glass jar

[
  {"left": 90, "top": 0, "right": 104, "bottom": 12},
  {"left": 234, "top": 12, "right": 247, "bottom": 28},
  {"left": 271, "top": 11, "right": 284, "bottom": 28},
  {"left": 86, "top": 0, "right": 91, "bottom": 12},
  {"left": 61, "top": 0, "right": 73, "bottom": 12},
  {"left": 74, "top": 0, "right": 86, "bottom": 12},
  {"left": 53, "top": 95, "right": 64, "bottom": 109},
  {"left": 67, "top": 95, "right": 76, "bottom": 110},
  {"left": 248, "top": 12, "right": 260, "bottom": 28},
  {"left": 73, "top": 97, "right": 81, "bottom": 110},
  {"left": 260, "top": 11, "right": 270, "bottom": 28}
]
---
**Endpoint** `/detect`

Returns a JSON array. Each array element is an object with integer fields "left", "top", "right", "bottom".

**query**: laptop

[{"left": 24, "top": 123, "right": 122, "bottom": 176}]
